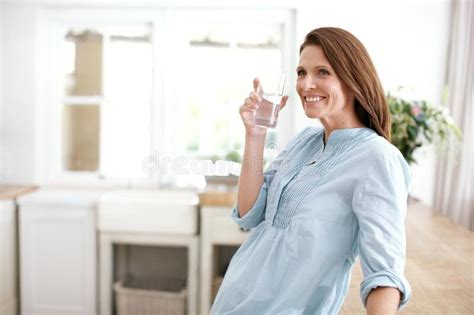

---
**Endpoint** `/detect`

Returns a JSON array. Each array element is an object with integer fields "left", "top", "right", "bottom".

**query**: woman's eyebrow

[{"left": 297, "top": 65, "right": 331, "bottom": 69}]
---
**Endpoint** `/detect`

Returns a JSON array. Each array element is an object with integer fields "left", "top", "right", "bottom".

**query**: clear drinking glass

[{"left": 253, "top": 69, "right": 287, "bottom": 129}]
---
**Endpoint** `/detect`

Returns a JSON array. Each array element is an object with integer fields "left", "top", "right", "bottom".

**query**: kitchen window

[{"left": 38, "top": 9, "right": 294, "bottom": 185}]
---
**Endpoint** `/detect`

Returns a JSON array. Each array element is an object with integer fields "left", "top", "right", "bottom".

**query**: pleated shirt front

[{"left": 210, "top": 127, "right": 412, "bottom": 315}]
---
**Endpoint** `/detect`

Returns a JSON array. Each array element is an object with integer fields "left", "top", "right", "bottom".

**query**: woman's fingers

[
  {"left": 240, "top": 103, "right": 256, "bottom": 121},
  {"left": 253, "top": 78, "right": 260, "bottom": 93},
  {"left": 253, "top": 77, "right": 265, "bottom": 95},
  {"left": 279, "top": 95, "right": 289, "bottom": 110},
  {"left": 243, "top": 97, "right": 257, "bottom": 109},
  {"left": 243, "top": 91, "right": 261, "bottom": 109},
  {"left": 248, "top": 91, "right": 261, "bottom": 103}
]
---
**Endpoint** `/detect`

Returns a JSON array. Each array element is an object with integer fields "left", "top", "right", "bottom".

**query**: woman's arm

[
  {"left": 353, "top": 151, "right": 412, "bottom": 311},
  {"left": 236, "top": 133, "right": 266, "bottom": 217},
  {"left": 237, "top": 78, "right": 288, "bottom": 218},
  {"left": 366, "top": 287, "right": 401, "bottom": 315}
]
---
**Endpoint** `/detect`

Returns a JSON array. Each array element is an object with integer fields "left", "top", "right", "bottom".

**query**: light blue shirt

[{"left": 210, "top": 127, "right": 411, "bottom": 315}]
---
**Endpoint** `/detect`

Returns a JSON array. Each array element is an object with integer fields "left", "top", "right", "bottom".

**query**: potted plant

[
  {"left": 204, "top": 150, "right": 242, "bottom": 187},
  {"left": 388, "top": 92, "right": 462, "bottom": 165}
]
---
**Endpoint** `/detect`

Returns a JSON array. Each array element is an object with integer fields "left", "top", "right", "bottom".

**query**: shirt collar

[{"left": 322, "top": 127, "right": 375, "bottom": 150}]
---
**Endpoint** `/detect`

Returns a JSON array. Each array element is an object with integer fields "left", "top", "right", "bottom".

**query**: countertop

[
  {"left": 16, "top": 188, "right": 107, "bottom": 208},
  {"left": 198, "top": 186, "right": 237, "bottom": 207},
  {"left": 0, "top": 183, "right": 237, "bottom": 207},
  {"left": 0, "top": 185, "right": 38, "bottom": 200}
]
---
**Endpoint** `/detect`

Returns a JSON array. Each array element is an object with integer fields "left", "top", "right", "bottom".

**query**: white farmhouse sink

[{"left": 97, "top": 190, "right": 199, "bottom": 235}]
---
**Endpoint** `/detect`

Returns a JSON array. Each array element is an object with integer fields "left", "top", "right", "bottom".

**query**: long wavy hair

[{"left": 300, "top": 27, "right": 391, "bottom": 141}]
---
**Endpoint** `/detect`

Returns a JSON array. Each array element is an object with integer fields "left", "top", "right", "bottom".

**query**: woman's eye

[
  {"left": 297, "top": 69, "right": 306, "bottom": 76},
  {"left": 319, "top": 69, "right": 330, "bottom": 75}
]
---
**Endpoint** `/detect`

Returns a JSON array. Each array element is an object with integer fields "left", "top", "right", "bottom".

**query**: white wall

[
  {"left": 293, "top": 0, "right": 450, "bottom": 206},
  {"left": 0, "top": 0, "right": 451, "bottom": 206},
  {"left": 0, "top": 1, "right": 3, "bottom": 181},
  {"left": 1, "top": 3, "right": 37, "bottom": 184}
]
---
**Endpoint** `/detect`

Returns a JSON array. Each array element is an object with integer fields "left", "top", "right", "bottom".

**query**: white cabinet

[
  {"left": 97, "top": 191, "right": 200, "bottom": 315},
  {"left": 0, "top": 200, "right": 18, "bottom": 315},
  {"left": 17, "top": 190, "right": 100, "bottom": 315},
  {"left": 99, "top": 233, "right": 199, "bottom": 315}
]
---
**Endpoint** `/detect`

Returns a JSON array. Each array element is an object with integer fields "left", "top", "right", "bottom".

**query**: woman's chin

[{"left": 303, "top": 107, "right": 322, "bottom": 119}]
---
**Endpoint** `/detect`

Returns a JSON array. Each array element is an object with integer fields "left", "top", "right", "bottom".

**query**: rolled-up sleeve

[
  {"left": 231, "top": 181, "right": 268, "bottom": 231},
  {"left": 352, "top": 151, "right": 412, "bottom": 311},
  {"left": 231, "top": 127, "right": 314, "bottom": 231}
]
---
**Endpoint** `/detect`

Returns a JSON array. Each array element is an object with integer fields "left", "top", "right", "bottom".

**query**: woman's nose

[{"left": 303, "top": 76, "right": 317, "bottom": 90}]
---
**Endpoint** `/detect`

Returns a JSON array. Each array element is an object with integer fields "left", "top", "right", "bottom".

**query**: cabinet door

[
  {"left": 19, "top": 206, "right": 96, "bottom": 315},
  {"left": 0, "top": 200, "right": 17, "bottom": 315}
]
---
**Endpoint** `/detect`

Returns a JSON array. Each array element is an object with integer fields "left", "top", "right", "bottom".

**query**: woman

[{"left": 210, "top": 27, "right": 411, "bottom": 315}]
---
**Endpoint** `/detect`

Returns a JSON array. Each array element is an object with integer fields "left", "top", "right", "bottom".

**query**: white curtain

[{"left": 433, "top": 0, "right": 474, "bottom": 230}]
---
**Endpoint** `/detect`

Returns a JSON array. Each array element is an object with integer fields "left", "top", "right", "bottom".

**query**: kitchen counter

[
  {"left": 17, "top": 188, "right": 105, "bottom": 209},
  {"left": 198, "top": 190, "right": 237, "bottom": 207},
  {"left": 0, "top": 185, "right": 37, "bottom": 200},
  {"left": 0, "top": 184, "right": 237, "bottom": 206}
]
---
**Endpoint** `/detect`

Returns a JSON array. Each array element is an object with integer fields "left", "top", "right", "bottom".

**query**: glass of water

[{"left": 253, "top": 69, "right": 287, "bottom": 129}]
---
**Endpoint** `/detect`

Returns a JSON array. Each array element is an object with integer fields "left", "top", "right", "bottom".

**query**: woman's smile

[
  {"left": 304, "top": 95, "right": 327, "bottom": 103},
  {"left": 304, "top": 95, "right": 327, "bottom": 108}
]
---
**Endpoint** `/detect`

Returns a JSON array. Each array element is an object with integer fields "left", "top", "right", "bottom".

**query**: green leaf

[{"left": 407, "top": 125, "right": 418, "bottom": 139}]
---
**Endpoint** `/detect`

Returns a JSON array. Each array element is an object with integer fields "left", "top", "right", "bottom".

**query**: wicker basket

[{"left": 114, "top": 277, "right": 187, "bottom": 315}]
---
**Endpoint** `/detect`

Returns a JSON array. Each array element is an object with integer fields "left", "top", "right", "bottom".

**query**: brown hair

[{"left": 300, "top": 27, "right": 391, "bottom": 141}]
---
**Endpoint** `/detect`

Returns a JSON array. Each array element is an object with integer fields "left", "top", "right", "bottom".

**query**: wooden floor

[{"left": 340, "top": 201, "right": 474, "bottom": 314}]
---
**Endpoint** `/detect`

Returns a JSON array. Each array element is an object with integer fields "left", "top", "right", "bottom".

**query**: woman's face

[{"left": 296, "top": 45, "right": 355, "bottom": 125}]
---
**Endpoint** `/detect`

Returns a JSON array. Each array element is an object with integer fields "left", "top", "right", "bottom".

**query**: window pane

[
  {"left": 100, "top": 101, "right": 150, "bottom": 178},
  {"left": 62, "top": 104, "right": 100, "bottom": 171},
  {"left": 100, "top": 25, "right": 152, "bottom": 178},
  {"left": 174, "top": 23, "right": 283, "bottom": 158},
  {"left": 60, "top": 24, "right": 152, "bottom": 178},
  {"left": 105, "top": 28, "right": 152, "bottom": 101},
  {"left": 64, "top": 29, "right": 103, "bottom": 96}
]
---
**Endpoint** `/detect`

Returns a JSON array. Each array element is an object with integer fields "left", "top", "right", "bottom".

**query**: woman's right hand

[{"left": 239, "top": 78, "right": 288, "bottom": 136}]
